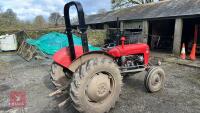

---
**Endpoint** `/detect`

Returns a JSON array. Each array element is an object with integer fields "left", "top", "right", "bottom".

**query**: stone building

[{"left": 80, "top": 0, "right": 200, "bottom": 55}]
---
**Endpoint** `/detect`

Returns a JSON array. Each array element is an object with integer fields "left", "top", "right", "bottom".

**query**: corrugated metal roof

[{"left": 83, "top": 0, "right": 200, "bottom": 25}]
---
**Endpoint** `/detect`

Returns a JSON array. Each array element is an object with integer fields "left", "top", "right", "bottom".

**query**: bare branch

[{"left": 111, "top": 0, "right": 155, "bottom": 9}]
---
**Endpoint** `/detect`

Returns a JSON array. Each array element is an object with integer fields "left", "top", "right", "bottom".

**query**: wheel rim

[
  {"left": 86, "top": 72, "right": 114, "bottom": 103},
  {"left": 150, "top": 73, "right": 162, "bottom": 89}
]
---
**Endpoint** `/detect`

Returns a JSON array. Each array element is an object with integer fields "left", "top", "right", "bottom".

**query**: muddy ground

[{"left": 0, "top": 54, "right": 200, "bottom": 113}]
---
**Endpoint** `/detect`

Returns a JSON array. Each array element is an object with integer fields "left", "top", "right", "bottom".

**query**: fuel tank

[{"left": 108, "top": 43, "right": 150, "bottom": 65}]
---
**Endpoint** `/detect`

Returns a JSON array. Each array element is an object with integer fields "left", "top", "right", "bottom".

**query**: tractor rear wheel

[
  {"left": 144, "top": 67, "right": 165, "bottom": 93},
  {"left": 50, "top": 62, "right": 71, "bottom": 88},
  {"left": 70, "top": 58, "right": 122, "bottom": 113}
]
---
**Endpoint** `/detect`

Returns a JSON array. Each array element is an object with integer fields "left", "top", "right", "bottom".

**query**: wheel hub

[
  {"left": 151, "top": 74, "right": 161, "bottom": 86},
  {"left": 86, "top": 73, "right": 111, "bottom": 102}
]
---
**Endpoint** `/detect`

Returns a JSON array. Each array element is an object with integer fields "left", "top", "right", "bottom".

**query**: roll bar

[{"left": 64, "top": 1, "right": 89, "bottom": 61}]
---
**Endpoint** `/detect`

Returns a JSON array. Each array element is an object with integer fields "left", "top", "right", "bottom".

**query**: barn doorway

[
  {"left": 148, "top": 19, "right": 175, "bottom": 52},
  {"left": 182, "top": 18, "right": 200, "bottom": 56}
]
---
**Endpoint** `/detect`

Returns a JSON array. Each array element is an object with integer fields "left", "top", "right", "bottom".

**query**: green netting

[{"left": 26, "top": 32, "right": 101, "bottom": 55}]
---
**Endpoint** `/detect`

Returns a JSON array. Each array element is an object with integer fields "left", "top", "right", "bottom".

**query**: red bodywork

[
  {"left": 53, "top": 46, "right": 84, "bottom": 68},
  {"left": 108, "top": 43, "right": 149, "bottom": 65},
  {"left": 53, "top": 43, "right": 150, "bottom": 68}
]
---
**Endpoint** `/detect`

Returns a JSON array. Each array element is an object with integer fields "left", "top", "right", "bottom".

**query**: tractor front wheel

[
  {"left": 144, "top": 67, "right": 165, "bottom": 93},
  {"left": 70, "top": 58, "right": 122, "bottom": 113}
]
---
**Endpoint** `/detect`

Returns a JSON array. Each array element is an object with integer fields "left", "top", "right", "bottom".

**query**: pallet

[{"left": 17, "top": 40, "right": 37, "bottom": 61}]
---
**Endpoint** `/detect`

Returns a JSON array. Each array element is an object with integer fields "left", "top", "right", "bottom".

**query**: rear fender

[
  {"left": 53, "top": 47, "right": 72, "bottom": 68},
  {"left": 53, "top": 49, "right": 114, "bottom": 72},
  {"left": 68, "top": 51, "right": 114, "bottom": 72}
]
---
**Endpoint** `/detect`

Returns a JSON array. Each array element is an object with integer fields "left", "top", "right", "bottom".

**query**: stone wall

[{"left": 87, "top": 29, "right": 107, "bottom": 46}]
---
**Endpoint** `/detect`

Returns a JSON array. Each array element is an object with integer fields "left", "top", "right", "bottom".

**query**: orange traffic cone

[
  {"left": 180, "top": 43, "right": 186, "bottom": 60},
  {"left": 189, "top": 43, "right": 196, "bottom": 60}
]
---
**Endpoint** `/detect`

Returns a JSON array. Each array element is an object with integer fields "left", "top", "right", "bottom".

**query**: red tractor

[{"left": 50, "top": 1, "right": 165, "bottom": 113}]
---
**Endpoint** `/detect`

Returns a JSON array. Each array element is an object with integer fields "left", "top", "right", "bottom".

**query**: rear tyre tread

[{"left": 70, "top": 58, "right": 122, "bottom": 113}]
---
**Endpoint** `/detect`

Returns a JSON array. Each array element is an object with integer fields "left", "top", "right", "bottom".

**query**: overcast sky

[{"left": 0, "top": 0, "right": 111, "bottom": 21}]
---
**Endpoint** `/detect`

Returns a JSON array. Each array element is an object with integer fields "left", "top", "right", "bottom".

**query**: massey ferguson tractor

[{"left": 50, "top": 1, "right": 165, "bottom": 113}]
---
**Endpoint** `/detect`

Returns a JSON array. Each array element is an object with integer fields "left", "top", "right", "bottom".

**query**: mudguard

[
  {"left": 53, "top": 46, "right": 84, "bottom": 68},
  {"left": 53, "top": 46, "right": 113, "bottom": 72}
]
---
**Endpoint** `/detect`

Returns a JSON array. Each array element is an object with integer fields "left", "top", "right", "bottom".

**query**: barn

[{"left": 79, "top": 0, "right": 200, "bottom": 55}]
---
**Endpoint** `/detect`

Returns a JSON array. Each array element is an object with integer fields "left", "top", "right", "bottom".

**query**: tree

[
  {"left": 58, "top": 16, "right": 65, "bottom": 25},
  {"left": 48, "top": 12, "right": 61, "bottom": 26},
  {"left": 33, "top": 15, "right": 46, "bottom": 28},
  {"left": 2, "top": 9, "right": 17, "bottom": 19},
  {"left": 70, "top": 15, "right": 78, "bottom": 24},
  {"left": 1, "top": 9, "right": 17, "bottom": 25},
  {"left": 111, "top": 0, "right": 155, "bottom": 9}
]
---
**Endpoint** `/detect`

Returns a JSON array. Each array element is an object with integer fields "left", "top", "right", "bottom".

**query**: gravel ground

[{"left": 0, "top": 54, "right": 200, "bottom": 113}]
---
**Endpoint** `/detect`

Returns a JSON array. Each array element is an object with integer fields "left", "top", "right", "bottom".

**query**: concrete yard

[{"left": 0, "top": 53, "right": 200, "bottom": 113}]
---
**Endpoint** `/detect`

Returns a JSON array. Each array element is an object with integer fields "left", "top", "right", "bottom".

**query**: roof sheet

[{"left": 83, "top": 0, "right": 200, "bottom": 24}]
